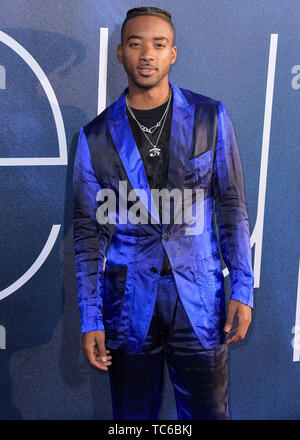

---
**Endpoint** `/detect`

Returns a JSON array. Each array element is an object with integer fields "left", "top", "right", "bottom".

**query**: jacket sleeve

[
  {"left": 73, "top": 127, "right": 110, "bottom": 335},
  {"left": 213, "top": 101, "right": 254, "bottom": 308}
]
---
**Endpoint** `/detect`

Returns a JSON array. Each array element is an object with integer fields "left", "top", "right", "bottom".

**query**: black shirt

[{"left": 126, "top": 93, "right": 173, "bottom": 275}]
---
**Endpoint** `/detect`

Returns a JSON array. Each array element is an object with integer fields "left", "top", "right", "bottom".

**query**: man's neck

[{"left": 126, "top": 82, "right": 171, "bottom": 110}]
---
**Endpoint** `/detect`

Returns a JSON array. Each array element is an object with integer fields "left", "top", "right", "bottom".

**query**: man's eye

[
  {"left": 156, "top": 44, "right": 165, "bottom": 48},
  {"left": 130, "top": 43, "right": 140, "bottom": 47}
]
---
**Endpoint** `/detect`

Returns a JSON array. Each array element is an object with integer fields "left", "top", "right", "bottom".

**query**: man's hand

[
  {"left": 224, "top": 299, "right": 252, "bottom": 344},
  {"left": 81, "top": 330, "right": 112, "bottom": 371}
]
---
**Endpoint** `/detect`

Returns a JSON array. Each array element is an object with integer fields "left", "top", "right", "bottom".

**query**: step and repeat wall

[{"left": 0, "top": 0, "right": 299, "bottom": 420}]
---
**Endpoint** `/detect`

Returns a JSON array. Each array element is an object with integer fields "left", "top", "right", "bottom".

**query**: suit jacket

[{"left": 73, "top": 82, "right": 254, "bottom": 352}]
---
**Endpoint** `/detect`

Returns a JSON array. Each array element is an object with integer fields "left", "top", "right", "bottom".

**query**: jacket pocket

[
  {"left": 183, "top": 149, "right": 213, "bottom": 188},
  {"left": 102, "top": 264, "right": 128, "bottom": 330}
]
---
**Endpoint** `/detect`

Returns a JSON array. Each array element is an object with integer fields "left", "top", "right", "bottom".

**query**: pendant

[{"left": 149, "top": 146, "right": 161, "bottom": 157}]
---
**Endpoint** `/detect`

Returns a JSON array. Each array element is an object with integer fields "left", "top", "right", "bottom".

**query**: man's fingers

[
  {"left": 89, "top": 359, "right": 111, "bottom": 371},
  {"left": 224, "top": 323, "right": 232, "bottom": 334},
  {"left": 85, "top": 347, "right": 112, "bottom": 371},
  {"left": 95, "top": 334, "right": 110, "bottom": 363},
  {"left": 224, "top": 330, "right": 240, "bottom": 345},
  {"left": 84, "top": 345, "right": 101, "bottom": 366},
  {"left": 224, "top": 325, "right": 247, "bottom": 345},
  {"left": 224, "top": 303, "right": 236, "bottom": 333},
  {"left": 81, "top": 332, "right": 113, "bottom": 371},
  {"left": 95, "top": 352, "right": 112, "bottom": 363},
  {"left": 224, "top": 300, "right": 252, "bottom": 344}
]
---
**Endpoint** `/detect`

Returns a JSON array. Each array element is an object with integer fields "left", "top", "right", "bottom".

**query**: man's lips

[{"left": 137, "top": 66, "right": 156, "bottom": 76}]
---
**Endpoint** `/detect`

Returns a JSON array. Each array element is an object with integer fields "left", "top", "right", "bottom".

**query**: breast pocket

[
  {"left": 183, "top": 149, "right": 213, "bottom": 188},
  {"left": 102, "top": 264, "right": 128, "bottom": 329}
]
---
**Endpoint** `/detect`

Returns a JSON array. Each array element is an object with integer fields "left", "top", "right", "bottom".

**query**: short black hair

[{"left": 120, "top": 6, "right": 175, "bottom": 45}]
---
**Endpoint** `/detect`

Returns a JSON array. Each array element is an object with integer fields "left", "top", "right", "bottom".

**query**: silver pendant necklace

[{"left": 125, "top": 89, "right": 172, "bottom": 157}]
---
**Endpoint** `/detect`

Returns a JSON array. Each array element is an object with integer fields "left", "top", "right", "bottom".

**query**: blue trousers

[{"left": 107, "top": 272, "right": 228, "bottom": 420}]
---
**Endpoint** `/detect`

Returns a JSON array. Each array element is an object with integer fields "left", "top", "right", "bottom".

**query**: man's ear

[
  {"left": 171, "top": 46, "right": 177, "bottom": 65},
  {"left": 117, "top": 44, "right": 123, "bottom": 64}
]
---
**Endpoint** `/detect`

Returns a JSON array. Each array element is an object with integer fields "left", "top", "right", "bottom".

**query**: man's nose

[{"left": 139, "top": 46, "right": 154, "bottom": 62}]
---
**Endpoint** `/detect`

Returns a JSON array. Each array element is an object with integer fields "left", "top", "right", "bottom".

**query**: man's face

[{"left": 117, "top": 15, "right": 177, "bottom": 90}]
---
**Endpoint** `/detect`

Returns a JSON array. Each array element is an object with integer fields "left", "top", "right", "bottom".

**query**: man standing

[{"left": 73, "top": 7, "right": 254, "bottom": 420}]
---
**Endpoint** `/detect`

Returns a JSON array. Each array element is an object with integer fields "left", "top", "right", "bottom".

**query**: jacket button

[
  {"left": 162, "top": 232, "right": 169, "bottom": 240},
  {"left": 150, "top": 266, "right": 158, "bottom": 273}
]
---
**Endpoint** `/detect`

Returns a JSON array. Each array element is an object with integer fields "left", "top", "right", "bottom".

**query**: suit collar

[
  {"left": 109, "top": 82, "right": 191, "bottom": 121},
  {"left": 107, "top": 82, "right": 195, "bottom": 228}
]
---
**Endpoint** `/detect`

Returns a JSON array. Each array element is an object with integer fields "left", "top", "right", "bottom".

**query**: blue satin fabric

[
  {"left": 73, "top": 82, "right": 254, "bottom": 352},
  {"left": 107, "top": 272, "right": 228, "bottom": 420}
]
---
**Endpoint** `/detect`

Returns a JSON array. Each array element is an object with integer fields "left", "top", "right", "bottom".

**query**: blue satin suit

[{"left": 73, "top": 83, "right": 254, "bottom": 419}]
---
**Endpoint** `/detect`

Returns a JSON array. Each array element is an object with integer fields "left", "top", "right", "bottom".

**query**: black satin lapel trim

[
  {"left": 161, "top": 86, "right": 195, "bottom": 233},
  {"left": 166, "top": 104, "right": 194, "bottom": 193},
  {"left": 107, "top": 115, "right": 161, "bottom": 226}
]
